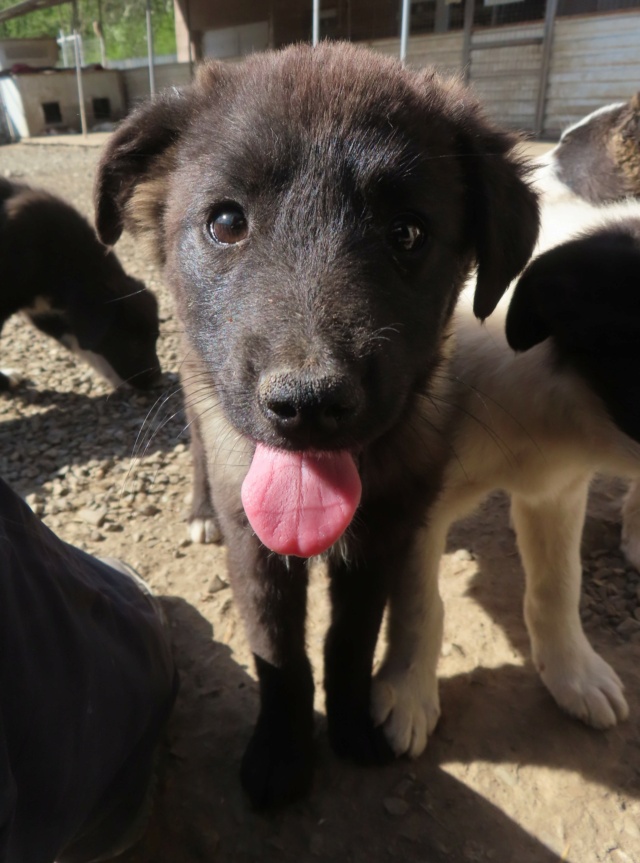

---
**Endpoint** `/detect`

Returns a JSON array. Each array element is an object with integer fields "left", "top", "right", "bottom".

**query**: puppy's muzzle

[{"left": 258, "top": 369, "right": 364, "bottom": 442}]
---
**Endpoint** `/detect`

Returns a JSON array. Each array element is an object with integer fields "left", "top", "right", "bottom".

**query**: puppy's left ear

[{"left": 452, "top": 91, "right": 540, "bottom": 320}]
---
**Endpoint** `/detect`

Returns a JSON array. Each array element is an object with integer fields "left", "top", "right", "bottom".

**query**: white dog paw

[
  {"left": 188, "top": 517, "right": 222, "bottom": 544},
  {"left": 535, "top": 643, "right": 628, "bottom": 729},
  {"left": 371, "top": 669, "right": 440, "bottom": 758}
]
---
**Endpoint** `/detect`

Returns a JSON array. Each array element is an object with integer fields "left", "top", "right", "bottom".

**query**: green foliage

[{"left": 0, "top": 0, "right": 176, "bottom": 62}]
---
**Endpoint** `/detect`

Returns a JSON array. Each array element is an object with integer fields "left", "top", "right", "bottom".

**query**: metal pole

[
  {"left": 73, "top": 31, "right": 88, "bottom": 137},
  {"left": 146, "top": 0, "right": 156, "bottom": 95},
  {"left": 462, "top": 0, "right": 475, "bottom": 85},
  {"left": 534, "top": 0, "right": 559, "bottom": 138},
  {"left": 312, "top": 0, "right": 320, "bottom": 46},
  {"left": 399, "top": 0, "right": 411, "bottom": 64}
]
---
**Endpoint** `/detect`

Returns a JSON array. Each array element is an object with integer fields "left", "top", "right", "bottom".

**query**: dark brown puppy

[
  {"left": 0, "top": 178, "right": 161, "bottom": 391},
  {"left": 95, "top": 42, "right": 538, "bottom": 807}
]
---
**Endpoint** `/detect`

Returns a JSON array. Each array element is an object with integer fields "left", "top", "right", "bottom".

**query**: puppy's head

[
  {"left": 548, "top": 94, "right": 640, "bottom": 203},
  {"left": 96, "top": 44, "right": 537, "bottom": 424},
  {"left": 4, "top": 186, "right": 162, "bottom": 391},
  {"left": 68, "top": 267, "right": 162, "bottom": 391},
  {"left": 29, "top": 268, "right": 161, "bottom": 391},
  {"left": 96, "top": 44, "right": 537, "bottom": 552}
]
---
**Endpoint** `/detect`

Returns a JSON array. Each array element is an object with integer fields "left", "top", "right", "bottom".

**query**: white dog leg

[
  {"left": 371, "top": 521, "right": 447, "bottom": 757},
  {"left": 513, "top": 480, "right": 628, "bottom": 729},
  {"left": 621, "top": 479, "right": 640, "bottom": 570}
]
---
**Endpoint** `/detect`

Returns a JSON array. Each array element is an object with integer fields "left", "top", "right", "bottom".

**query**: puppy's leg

[
  {"left": 223, "top": 523, "right": 314, "bottom": 808},
  {"left": 324, "top": 544, "right": 394, "bottom": 764},
  {"left": 621, "top": 479, "right": 640, "bottom": 570},
  {"left": 370, "top": 522, "right": 446, "bottom": 758},
  {"left": 185, "top": 407, "right": 221, "bottom": 544},
  {"left": 513, "top": 480, "right": 629, "bottom": 728}
]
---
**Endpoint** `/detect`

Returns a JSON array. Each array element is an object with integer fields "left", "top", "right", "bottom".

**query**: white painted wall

[
  {"left": 544, "top": 11, "right": 640, "bottom": 135},
  {"left": 7, "top": 70, "right": 125, "bottom": 137}
]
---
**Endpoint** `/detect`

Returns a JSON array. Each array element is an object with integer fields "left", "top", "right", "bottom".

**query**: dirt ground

[{"left": 1, "top": 138, "right": 639, "bottom": 863}]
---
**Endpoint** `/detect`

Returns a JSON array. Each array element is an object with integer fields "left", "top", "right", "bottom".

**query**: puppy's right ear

[
  {"left": 95, "top": 61, "right": 227, "bottom": 247},
  {"left": 94, "top": 89, "right": 192, "bottom": 246}
]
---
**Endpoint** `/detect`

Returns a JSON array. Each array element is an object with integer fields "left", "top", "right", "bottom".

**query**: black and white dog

[
  {"left": 533, "top": 94, "right": 640, "bottom": 568},
  {"left": 0, "top": 179, "right": 161, "bottom": 391},
  {"left": 371, "top": 210, "right": 640, "bottom": 759}
]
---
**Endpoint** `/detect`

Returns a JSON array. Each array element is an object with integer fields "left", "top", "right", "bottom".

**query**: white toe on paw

[
  {"left": 371, "top": 669, "right": 440, "bottom": 758},
  {"left": 188, "top": 517, "right": 221, "bottom": 544},
  {"left": 536, "top": 643, "right": 629, "bottom": 729}
]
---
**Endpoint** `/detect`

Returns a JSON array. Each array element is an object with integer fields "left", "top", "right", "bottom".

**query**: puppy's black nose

[{"left": 258, "top": 370, "right": 363, "bottom": 436}]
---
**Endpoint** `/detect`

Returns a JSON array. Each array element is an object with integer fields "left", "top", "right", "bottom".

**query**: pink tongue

[{"left": 241, "top": 445, "right": 362, "bottom": 557}]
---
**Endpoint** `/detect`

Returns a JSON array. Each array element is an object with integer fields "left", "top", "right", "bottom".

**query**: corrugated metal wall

[
  {"left": 544, "top": 11, "right": 640, "bottom": 134},
  {"left": 115, "top": 10, "right": 640, "bottom": 137},
  {"left": 368, "top": 32, "right": 464, "bottom": 75},
  {"left": 468, "top": 22, "right": 546, "bottom": 131},
  {"left": 120, "top": 62, "right": 192, "bottom": 106}
]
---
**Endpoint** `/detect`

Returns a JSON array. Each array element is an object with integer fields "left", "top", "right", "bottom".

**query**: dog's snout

[{"left": 258, "top": 370, "right": 363, "bottom": 437}]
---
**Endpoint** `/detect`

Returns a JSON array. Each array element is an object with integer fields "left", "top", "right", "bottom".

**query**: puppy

[
  {"left": 534, "top": 92, "right": 640, "bottom": 204},
  {"left": 534, "top": 95, "right": 640, "bottom": 567},
  {"left": 95, "top": 43, "right": 538, "bottom": 806},
  {"left": 370, "top": 212, "right": 640, "bottom": 760},
  {"left": 0, "top": 178, "right": 161, "bottom": 391}
]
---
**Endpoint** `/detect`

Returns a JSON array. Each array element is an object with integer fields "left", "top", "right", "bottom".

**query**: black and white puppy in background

[
  {"left": 370, "top": 210, "right": 640, "bottom": 762},
  {"left": 94, "top": 43, "right": 539, "bottom": 807},
  {"left": 535, "top": 92, "right": 640, "bottom": 204},
  {"left": 0, "top": 179, "right": 161, "bottom": 391},
  {"left": 533, "top": 93, "right": 640, "bottom": 567}
]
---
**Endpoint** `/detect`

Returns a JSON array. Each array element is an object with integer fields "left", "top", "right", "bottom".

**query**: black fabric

[{"left": 0, "top": 478, "right": 177, "bottom": 863}]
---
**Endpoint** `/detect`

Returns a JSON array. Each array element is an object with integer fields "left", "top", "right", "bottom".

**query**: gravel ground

[{"left": 1, "top": 141, "right": 640, "bottom": 863}]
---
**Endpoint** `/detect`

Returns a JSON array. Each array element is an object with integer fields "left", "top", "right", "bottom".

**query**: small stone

[
  {"left": 208, "top": 575, "right": 229, "bottom": 594},
  {"left": 383, "top": 797, "right": 409, "bottom": 816},
  {"left": 78, "top": 507, "right": 107, "bottom": 528},
  {"left": 139, "top": 503, "right": 160, "bottom": 517},
  {"left": 616, "top": 618, "right": 640, "bottom": 637}
]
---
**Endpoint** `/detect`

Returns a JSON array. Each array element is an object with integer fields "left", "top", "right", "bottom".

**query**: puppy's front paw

[
  {"left": 371, "top": 668, "right": 440, "bottom": 758},
  {"left": 240, "top": 720, "right": 314, "bottom": 809},
  {"left": 534, "top": 640, "right": 629, "bottom": 729},
  {"left": 188, "top": 515, "right": 222, "bottom": 544}
]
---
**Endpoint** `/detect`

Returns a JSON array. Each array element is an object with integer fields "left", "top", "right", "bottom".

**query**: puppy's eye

[
  {"left": 207, "top": 204, "right": 248, "bottom": 245},
  {"left": 388, "top": 214, "right": 427, "bottom": 254}
]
